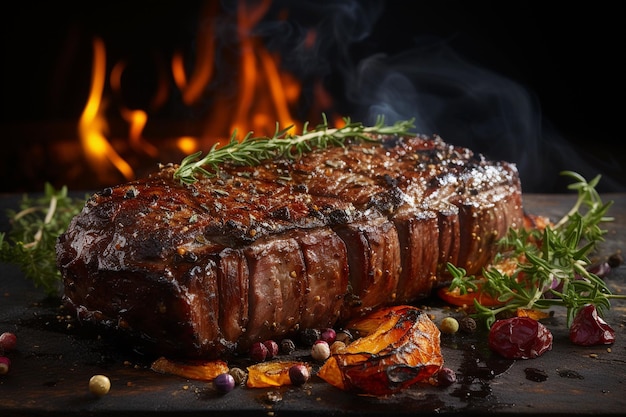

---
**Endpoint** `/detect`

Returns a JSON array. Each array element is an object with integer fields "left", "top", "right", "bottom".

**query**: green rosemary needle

[
  {"left": 173, "top": 115, "right": 416, "bottom": 184},
  {"left": 0, "top": 184, "right": 87, "bottom": 296}
]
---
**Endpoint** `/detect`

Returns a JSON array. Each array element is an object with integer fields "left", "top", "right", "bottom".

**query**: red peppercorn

[
  {"left": 488, "top": 317, "right": 553, "bottom": 359},
  {"left": 569, "top": 304, "right": 615, "bottom": 346},
  {"left": 0, "top": 357, "right": 11, "bottom": 375},
  {"left": 249, "top": 341, "right": 269, "bottom": 362},
  {"left": 320, "top": 328, "right": 337, "bottom": 344},
  {"left": 435, "top": 367, "right": 457, "bottom": 387},
  {"left": 0, "top": 332, "right": 17, "bottom": 353},
  {"left": 288, "top": 364, "right": 310, "bottom": 386},
  {"left": 263, "top": 340, "right": 279, "bottom": 359}
]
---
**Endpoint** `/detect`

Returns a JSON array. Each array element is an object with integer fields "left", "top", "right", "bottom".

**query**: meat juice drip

[
  {"left": 448, "top": 334, "right": 514, "bottom": 406},
  {"left": 524, "top": 367, "right": 548, "bottom": 382}
]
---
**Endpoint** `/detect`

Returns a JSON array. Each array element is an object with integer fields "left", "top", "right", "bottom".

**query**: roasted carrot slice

[{"left": 150, "top": 356, "right": 229, "bottom": 381}]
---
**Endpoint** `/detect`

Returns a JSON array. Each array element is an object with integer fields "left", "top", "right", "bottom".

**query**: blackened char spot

[
  {"left": 270, "top": 206, "right": 291, "bottom": 221},
  {"left": 136, "top": 237, "right": 166, "bottom": 259},
  {"left": 368, "top": 187, "right": 405, "bottom": 214},
  {"left": 328, "top": 209, "right": 349, "bottom": 224}
]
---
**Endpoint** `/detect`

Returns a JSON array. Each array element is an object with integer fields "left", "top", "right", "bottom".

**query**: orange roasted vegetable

[
  {"left": 150, "top": 356, "right": 229, "bottom": 381},
  {"left": 246, "top": 360, "right": 311, "bottom": 388},
  {"left": 437, "top": 286, "right": 503, "bottom": 308},
  {"left": 317, "top": 305, "right": 443, "bottom": 396},
  {"left": 437, "top": 255, "right": 522, "bottom": 308}
]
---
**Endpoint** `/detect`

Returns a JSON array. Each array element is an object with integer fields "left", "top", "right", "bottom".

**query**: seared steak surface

[{"left": 57, "top": 134, "right": 523, "bottom": 358}]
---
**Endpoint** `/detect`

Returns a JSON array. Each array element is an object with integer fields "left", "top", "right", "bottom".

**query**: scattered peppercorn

[
  {"left": 607, "top": 252, "right": 623, "bottom": 268},
  {"left": 288, "top": 364, "right": 310, "bottom": 386},
  {"left": 0, "top": 356, "right": 10, "bottom": 375},
  {"left": 89, "top": 374, "right": 111, "bottom": 396},
  {"left": 214, "top": 372, "right": 236, "bottom": 393},
  {"left": 300, "top": 328, "right": 321, "bottom": 346},
  {"left": 435, "top": 367, "right": 457, "bottom": 387},
  {"left": 330, "top": 341, "right": 346, "bottom": 354},
  {"left": 280, "top": 338, "right": 296, "bottom": 355},
  {"left": 335, "top": 329, "right": 353, "bottom": 344},
  {"left": 0, "top": 332, "right": 17, "bottom": 353},
  {"left": 439, "top": 317, "right": 459, "bottom": 334},
  {"left": 263, "top": 340, "right": 279, "bottom": 359},
  {"left": 459, "top": 316, "right": 477, "bottom": 334},
  {"left": 229, "top": 367, "right": 247, "bottom": 385},
  {"left": 249, "top": 341, "right": 269, "bottom": 362},
  {"left": 311, "top": 340, "right": 331, "bottom": 362},
  {"left": 320, "top": 328, "right": 337, "bottom": 344}
]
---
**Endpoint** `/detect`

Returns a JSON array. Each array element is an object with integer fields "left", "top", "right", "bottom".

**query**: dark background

[{"left": 1, "top": 1, "right": 624, "bottom": 193}]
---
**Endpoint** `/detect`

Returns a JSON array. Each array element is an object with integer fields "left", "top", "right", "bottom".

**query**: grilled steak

[{"left": 56, "top": 134, "right": 524, "bottom": 359}]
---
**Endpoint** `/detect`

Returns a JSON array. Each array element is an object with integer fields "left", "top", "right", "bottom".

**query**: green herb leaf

[
  {"left": 0, "top": 183, "right": 87, "bottom": 296},
  {"left": 446, "top": 171, "right": 625, "bottom": 328}
]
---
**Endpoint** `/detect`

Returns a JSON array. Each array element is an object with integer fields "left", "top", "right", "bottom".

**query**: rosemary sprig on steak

[
  {"left": 447, "top": 171, "right": 626, "bottom": 328},
  {"left": 173, "top": 115, "right": 416, "bottom": 184}
]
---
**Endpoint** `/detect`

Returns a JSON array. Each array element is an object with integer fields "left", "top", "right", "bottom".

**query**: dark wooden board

[{"left": 1, "top": 193, "right": 625, "bottom": 416}]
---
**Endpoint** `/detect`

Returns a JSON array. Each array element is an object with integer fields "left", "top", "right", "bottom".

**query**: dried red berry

[
  {"left": 569, "top": 304, "right": 615, "bottom": 346},
  {"left": 488, "top": 317, "right": 553, "bottom": 359}
]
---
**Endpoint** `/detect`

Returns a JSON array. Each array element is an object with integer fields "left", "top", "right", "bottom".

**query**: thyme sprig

[
  {"left": 173, "top": 115, "right": 416, "bottom": 184},
  {"left": 447, "top": 171, "right": 625, "bottom": 328},
  {"left": 0, "top": 183, "right": 87, "bottom": 296}
]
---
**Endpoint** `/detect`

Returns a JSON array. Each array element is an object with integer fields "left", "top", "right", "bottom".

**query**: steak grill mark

[{"left": 57, "top": 134, "right": 523, "bottom": 358}]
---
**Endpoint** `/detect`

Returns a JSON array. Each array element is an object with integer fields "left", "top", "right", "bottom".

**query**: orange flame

[
  {"left": 110, "top": 61, "right": 159, "bottom": 158},
  {"left": 78, "top": 37, "right": 134, "bottom": 183},
  {"left": 77, "top": 1, "right": 337, "bottom": 185}
]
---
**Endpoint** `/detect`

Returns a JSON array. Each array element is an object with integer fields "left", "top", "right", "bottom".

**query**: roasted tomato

[
  {"left": 438, "top": 256, "right": 522, "bottom": 308},
  {"left": 317, "top": 305, "right": 443, "bottom": 396},
  {"left": 437, "top": 286, "right": 503, "bottom": 308}
]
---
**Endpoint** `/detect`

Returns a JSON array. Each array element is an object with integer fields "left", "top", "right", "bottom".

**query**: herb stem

[
  {"left": 447, "top": 171, "right": 623, "bottom": 328},
  {"left": 173, "top": 115, "right": 415, "bottom": 184}
]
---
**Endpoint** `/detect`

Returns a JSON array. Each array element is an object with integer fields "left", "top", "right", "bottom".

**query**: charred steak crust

[{"left": 56, "top": 134, "right": 523, "bottom": 358}]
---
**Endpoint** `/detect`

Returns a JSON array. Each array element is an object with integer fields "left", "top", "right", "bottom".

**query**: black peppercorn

[
  {"left": 280, "top": 338, "right": 296, "bottom": 355},
  {"left": 459, "top": 316, "right": 477, "bottom": 334},
  {"left": 299, "top": 328, "right": 320, "bottom": 346}
]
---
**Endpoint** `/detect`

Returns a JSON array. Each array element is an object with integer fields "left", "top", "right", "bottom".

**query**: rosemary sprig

[
  {"left": 447, "top": 171, "right": 625, "bottom": 328},
  {"left": 173, "top": 115, "right": 416, "bottom": 184},
  {"left": 0, "top": 183, "right": 87, "bottom": 296}
]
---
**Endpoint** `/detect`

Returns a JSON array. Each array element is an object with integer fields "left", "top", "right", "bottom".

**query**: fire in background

[{"left": 1, "top": 1, "right": 624, "bottom": 193}]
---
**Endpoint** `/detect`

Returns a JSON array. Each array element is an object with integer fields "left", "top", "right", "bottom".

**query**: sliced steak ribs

[{"left": 56, "top": 134, "right": 524, "bottom": 358}]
